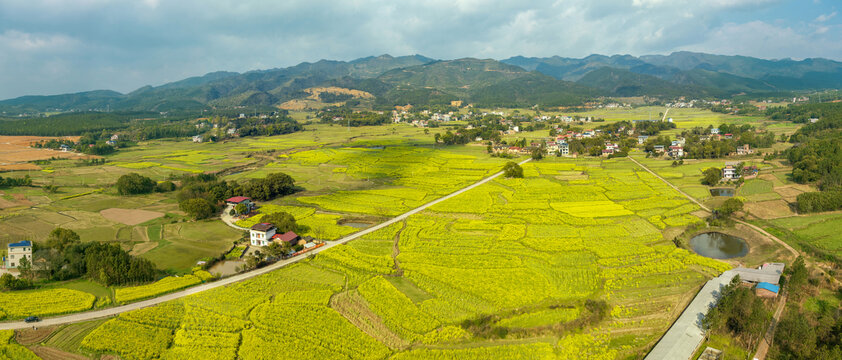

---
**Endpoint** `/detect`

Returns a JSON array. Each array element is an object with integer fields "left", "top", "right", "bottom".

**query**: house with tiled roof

[{"left": 3, "top": 240, "right": 32, "bottom": 269}]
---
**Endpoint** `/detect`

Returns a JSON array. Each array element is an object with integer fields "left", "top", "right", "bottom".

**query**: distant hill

[
  {"left": 3, "top": 51, "right": 842, "bottom": 115},
  {"left": 502, "top": 51, "right": 842, "bottom": 96},
  {"left": 576, "top": 67, "right": 703, "bottom": 97}
]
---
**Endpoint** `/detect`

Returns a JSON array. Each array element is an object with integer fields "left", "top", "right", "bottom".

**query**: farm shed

[{"left": 755, "top": 282, "right": 779, "bottom": 298}]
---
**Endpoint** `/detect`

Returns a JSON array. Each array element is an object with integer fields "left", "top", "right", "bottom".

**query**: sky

[{"left": 0, "top": 0, "right": 840, "bottom": 99}]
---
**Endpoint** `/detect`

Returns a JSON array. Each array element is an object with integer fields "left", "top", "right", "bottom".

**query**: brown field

[
  {"left": 99, "top": 208, "right": 164, "bottom": 225},
  {"left": 744, "top": 200, "right": 794, "bottom": 219},
  {"left": 304, "top": 86, "right": 374, "bottom": 100},
  {"left": 0, "top": 135, "right": 87, "bottom": 171}
]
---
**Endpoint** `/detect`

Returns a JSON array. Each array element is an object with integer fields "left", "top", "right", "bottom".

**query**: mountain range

[{"left": 2, "top": 52, "right": 841, "bottom": 114}]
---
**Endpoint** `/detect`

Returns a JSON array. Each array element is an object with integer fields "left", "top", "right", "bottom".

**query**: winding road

[{"left": 0, "top": 158, "right": 531, "bottom": 331}]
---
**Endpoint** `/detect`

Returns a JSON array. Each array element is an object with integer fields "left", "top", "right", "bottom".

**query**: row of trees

[
  {"left": 770, "top": 258, "right": 842, "bottom": 359},
  {"left": 0, "top": 174, "right": 32, "bottom": 187},
  {"left": 702, "top": 276, "right": 771, "bottom": 351},
  {"left": 784, "top": 103, "right": 842, "bottom": 213},
  {"left": 176, "top": 172, "right": 298, "bottom": 219},
  {"left": 14, "top": 228, "right": 158, "bottom": 286},
  {"left": 318, "top": 109, "right": 390, "bottom": 127}
]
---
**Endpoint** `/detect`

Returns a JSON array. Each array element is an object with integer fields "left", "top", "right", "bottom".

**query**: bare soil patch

[
  {"left": 16, "top": 326, "right": 57, "bottom": 345},
  {"left": 745, "top": 200, "right": 794, "bottom": 219},
  {"left": 0, "top": 136, "right": 88, "bottom": 170},
  {"left": 29, "top": 346, "right": 90, "bottom": 360},
  {"left": 99, "top": 208, "right": 164, "bottom": 225}
]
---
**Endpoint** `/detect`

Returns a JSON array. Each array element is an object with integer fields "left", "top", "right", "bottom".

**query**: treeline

[
  {"left": 770, "top": 257, "right": 842, "bottom": 359},
  {"left": 784, "top": 103, "right": 842, "bottom": 212},
  {"left": 176, "top": 172, "right": 298, "bottom": 219},
  {"left": 318, "top": 109, "right": 389, "bottom": 127},
  {"left": 435, "top": 128, "right": 502, "bottom": 145},
  {"left": 702, "top": 275, "right": 770, "bottom": 352},
  {"left": 23, "top": 228, "right": 157, "bottom": 286},
  {"left": 767, "top": 102, "right": 842, "bottom": 124},
  {"left": 0, "top": 175, "right": 32, "bottom": 187},
  {"left": 236, "top": 116, "right": 303, "bottom": 137},
  {"left": 0, "top": 112, "right": 155, "bottom": 136}
]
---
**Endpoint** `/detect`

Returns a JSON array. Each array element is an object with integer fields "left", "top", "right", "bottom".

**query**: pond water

[
  {"left": 709, "top": 188, "right": 735, "bottom": 197},
  {"left": 690, "top": 232, "right": 748, "bottom": 259},
  {"left": 342, "top": 222, "right": 372, "bottom": 229}
]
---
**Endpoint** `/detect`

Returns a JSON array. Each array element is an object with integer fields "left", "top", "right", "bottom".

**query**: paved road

[
  {"left": 220, "top": 204, "right": 249, "bottom": 231},
  {"left": 0, "top": 158, "right": 530, "bottom": 331}
]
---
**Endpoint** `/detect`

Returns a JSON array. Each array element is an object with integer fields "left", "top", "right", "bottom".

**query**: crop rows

[{"left": 115, "top": 275, "right": 202, "bottom": 303}]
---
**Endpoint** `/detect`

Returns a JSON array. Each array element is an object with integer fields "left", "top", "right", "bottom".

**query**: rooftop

[
  {"left": 226, "top": 196, "right": 251, "bottom": 203},
  {"left": 251, "top": 223, "right": 275, "bottom": 232},
  {"left": 757, "top": 282, "right": 780, "bottom": 294},
  {"left": 8, "top": 240, "right": 32, "bottom": 248},
  {"left": 273, "top": 231, "right": 300, "bottom": 243}
]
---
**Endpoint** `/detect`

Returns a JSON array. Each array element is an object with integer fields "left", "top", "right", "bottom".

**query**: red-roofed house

[
  {"left": 273, "top": 231, "right": 304, "bottom": 246},
  {"left": 226, "top": 196, "right": 252, "bottom": 205}
]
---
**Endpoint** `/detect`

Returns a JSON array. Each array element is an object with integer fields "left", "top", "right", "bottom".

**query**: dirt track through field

[{"left": 0, "top": 158, "right": 531, "bottom": 330}]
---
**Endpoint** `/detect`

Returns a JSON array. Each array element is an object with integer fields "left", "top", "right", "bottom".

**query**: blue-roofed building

[
  {"left": 756, "top": 282, "right": 780, "bottom": 298},
  {"left": 4, "top": 240, "right": 33, "bottom": 269}
]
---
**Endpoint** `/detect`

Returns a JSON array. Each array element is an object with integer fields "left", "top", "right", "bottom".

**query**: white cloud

[
  {"left": 0, "top": 0, "right": 838, "bottom": 99},
  {"left": 816, "top": 11, "right": 837, "bottom": 22},
  {"left": 0, "top": 30, "right": 77, "bottom": 51}
]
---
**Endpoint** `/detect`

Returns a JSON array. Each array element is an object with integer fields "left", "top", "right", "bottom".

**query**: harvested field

[
  {"left": 744, "top": 200, "right": 794, "bottom": 219},
  {"left": 99, "top": 208, "right": 164, "bottom": 225},
  {"left": 16, "top": 326, "right": 57, "bottom": 345},
  {"left": 0, "top": 136, "right": 87, "bottom": 170},
  {"left": 28, "top": 346, "right": 90, "bottom": 360}
]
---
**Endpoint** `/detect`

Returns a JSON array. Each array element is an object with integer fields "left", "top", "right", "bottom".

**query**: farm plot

[{"left": 70, "top": 158, "right": 726, "bottom": 359}]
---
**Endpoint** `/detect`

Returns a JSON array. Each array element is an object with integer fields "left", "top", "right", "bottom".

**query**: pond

[
  {"left": 709, "top": 188, "right": 735, "bottom": 197},
  {"left": 690, "top": 232, "right": 748, "bottom": 259}
]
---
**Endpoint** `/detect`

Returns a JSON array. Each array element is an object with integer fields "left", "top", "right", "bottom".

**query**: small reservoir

[
  {"left": 690, "top": 232, "right": 748, "bottom": 259},
  {"left": 709, "top": 188, "right": 735, "bottom": 197}
]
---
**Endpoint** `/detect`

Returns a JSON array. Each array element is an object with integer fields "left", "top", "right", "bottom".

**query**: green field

[
  {"left": 769, "top": 213, "right": 842, "bottom": 257},
  {"left": 70, "top": 157, "right": 730, "bottom": 359}
]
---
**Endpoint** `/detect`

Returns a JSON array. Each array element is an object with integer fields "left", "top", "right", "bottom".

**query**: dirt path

[
  {"left": 752, "top": 292, "right": 788, "bottom": 360},
  {"left": 0, "top": 158, "right": 531, "bottom": 331},
  {"left": 628, "top": 156, "right": 799, "bottom": 258}
]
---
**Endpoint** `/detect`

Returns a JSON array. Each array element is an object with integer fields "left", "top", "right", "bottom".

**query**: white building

[
  {"left": 250, "top": 223, "right": 276, "bottom": 247},
  {"left": 559, "top": 141, "right": 569, "bottom": 157},
  {"left": 3, "top": 240, "right": 32, "bottom": 269},
  {"left": 722, "top": 165, "right": 740, "bottom": 180}
]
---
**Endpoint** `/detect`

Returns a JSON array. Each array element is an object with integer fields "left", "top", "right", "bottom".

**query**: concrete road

[{"left": 0, "top": 158, "right": 530, "bottom": 330}]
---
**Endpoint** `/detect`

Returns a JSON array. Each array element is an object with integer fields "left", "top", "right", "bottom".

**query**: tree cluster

[
  {"left": 770, "top": 257, "right": 842, "bottom": 359},
  {"left": 0, "top": 174, "right": 32, "bottom": 187},
  {"left": 36, "top": 228, "right": 157, "bottom": 285},
  {"left": 116, "top": 173, "right": 156, "bottom": 195},
  {"left": 176, "top": 172, "right": 297, "bottom": 219},
  {"left": 503, "top": 162, "right": 523, "bottom": 178},
  {"left": 702, "top": 276, "right": 771, "bottom": 350}
]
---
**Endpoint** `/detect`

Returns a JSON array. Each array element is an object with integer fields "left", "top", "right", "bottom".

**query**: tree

[
  {"left": 702, "top": 167, "right": 722, "bottom": 186},
  {"left": 531, "top": 147, "right": 544, "bottom": 160},
  {"left": 180, "top": 198, "right": 216, "bottom": 220},
  {"left": 718, "top": 198, "right": 744, "bottom": 216},
  {"left": 46, "top": 227, "right": 80, "bottom": 251},
  {"left": 17, "top": 256, "right": 32, "bottom": 281},
  {"left": 503, "top": 161, "right": 524, "bottom": 178},
  {"left": 234, "top": 203, "right": 248, "bottom": 215},
  {"left": 262, "top": 212, "right": 299, "bottom": 233},
  {"left": 156, "top": 181, "right": 176, "bottom": 192},
  {"left": 116, "top": 173, "right": 156, "bottom": 195}
]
